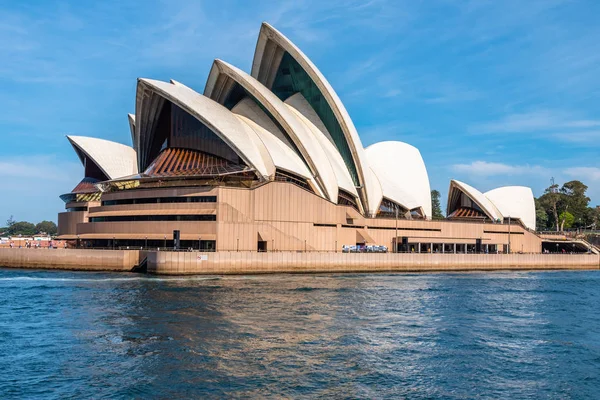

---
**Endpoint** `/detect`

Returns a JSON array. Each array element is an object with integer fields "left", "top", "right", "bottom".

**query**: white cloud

[
  {"left": 0, "top": 156, "right": 81, "bottom": 224},
  {"left": 552, "top": 131, "right": 600, "bottom": 144},
  {"left": 0, "top": 156, "right": 79, "bottom": 181},
  {"left": 471, "top": 110, "right": 600, "bottom": 134},
  {"left": 564, "top": 167, "right": 600, "bottom": 181},
  {"left": 451, "top": 161, "right": 548, "bottom": 176}
]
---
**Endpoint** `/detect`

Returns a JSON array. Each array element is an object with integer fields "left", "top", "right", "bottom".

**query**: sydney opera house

[{"left": 57, "top": 23, "right": 543, "bottom": 253}]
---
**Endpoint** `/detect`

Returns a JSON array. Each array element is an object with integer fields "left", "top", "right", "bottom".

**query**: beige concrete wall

[
  {"left": 147, "top": 251, "right": 600, "bottom": 275},
  {"left": 213, "top": 182, "right": 542, "bottom": 253},
  {"left": 1, "top": 248, "right": 596, "bottom": 275},
  {"left": 76, "top": 221, "right": 216, "bottom": 241},
  {"left": 57, "top": 211, "right": 87, "bottom": 236},
  {"left": 62, "top": 181, "right": 543, "bottom": 253},
  {"left": 0, "top": 249, "right": 141, "bottom": 271}
]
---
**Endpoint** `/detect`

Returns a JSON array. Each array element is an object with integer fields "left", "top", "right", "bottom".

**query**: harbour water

[{"left": 1, "top": 268, "right": 599, "bottom": 399}]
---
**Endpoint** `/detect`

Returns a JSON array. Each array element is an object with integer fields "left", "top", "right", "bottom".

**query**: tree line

[
  {"left": 536, "top": 180, "right": 599, "bottom": 231},
  {"left": 1, "top": 216, "right": 58, "bottom": 237}
]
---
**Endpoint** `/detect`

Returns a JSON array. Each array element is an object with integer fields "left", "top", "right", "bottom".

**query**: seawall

[
  {"left": 146, "top": 251, "right": 600, "bottom": 275},
  {"left": 0, "top": 249, "right": 598, "bottom": 274},
  {"left": 0, "top": 248, "right": 141, "bottom": 272}
]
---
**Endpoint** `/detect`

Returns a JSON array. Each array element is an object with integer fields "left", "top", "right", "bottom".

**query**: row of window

[
  {"left": 90, "top": 215, "right": 216, "bottom": 222},
  {"left": 67, "top": 207, "right": 88, "bottom": 212},
  {"left": 101, "top": 196, "right": 217, "bottom": 206}
]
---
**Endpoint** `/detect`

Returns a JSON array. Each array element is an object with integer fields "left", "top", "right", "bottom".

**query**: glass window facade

[
  {"left": 170, "top": 103, "right": 240, "bottom": 163},
  {"left": 146, "top": 101, "right": 242, "bottom": 169},
  {"left": 66, "top": 207, "right": 88, "bottom": 212},
  {"left": 377, "top": 198, "right": 408, "bottom": 219},
  {"left": 337, "top": 189, "right": 360, "bottom": 212},
  {"left": 274, "top": 169, "right": 312, "bottom": 192},
  {"left": 271, "top": 52, "right": 359, "bottom": 186},
  {"left": 90, "top": 215, "right": 216, "bottom": 222},
  {"left": 102, "top": 196, "right": 217, "bottom": 206}
]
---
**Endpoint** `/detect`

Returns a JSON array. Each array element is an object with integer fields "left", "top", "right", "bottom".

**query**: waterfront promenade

[{"left": 0, "top": 248, "right": 598, "bottom": 274}]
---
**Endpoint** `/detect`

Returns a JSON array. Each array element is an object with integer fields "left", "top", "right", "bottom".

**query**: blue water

[{"left": 1, "top": 269, "right": 599, "bottom": 399}]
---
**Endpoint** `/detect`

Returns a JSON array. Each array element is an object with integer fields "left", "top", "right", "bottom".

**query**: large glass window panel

[{"left": 271, "top": 52, "right": 359, "bottom": 185}]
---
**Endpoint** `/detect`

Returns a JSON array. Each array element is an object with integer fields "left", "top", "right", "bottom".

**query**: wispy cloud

[
  {"left": 0, "top": 155, "right": 81, "bottom": 223},
  {"left": 552, "top": 131, "right": 600, "bottom": 144},
  {"left": 451, "top": 161, "right": 548, "bottom": 177},
  {"left": 0, "top": 156, "right": 79, "bottom": 182},
  {"left": 471, "top": 111, "right": 600, "bottom": 134},
  {"left": 564, "top": 167, "right": 600, "bottom": 181}
]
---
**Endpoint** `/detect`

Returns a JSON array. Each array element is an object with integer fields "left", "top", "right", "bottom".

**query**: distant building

[{"left": 58, "top": 23, "right": 540, "bottom": 254}]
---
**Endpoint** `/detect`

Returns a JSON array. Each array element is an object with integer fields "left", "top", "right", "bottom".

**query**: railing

[{"left": 40, "top": 246, "right": 596, "bottom": 255}]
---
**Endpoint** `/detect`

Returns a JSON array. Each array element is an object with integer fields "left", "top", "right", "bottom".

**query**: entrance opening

[{"left": 258, "top": 240, "right": 267, "bottom": 252}]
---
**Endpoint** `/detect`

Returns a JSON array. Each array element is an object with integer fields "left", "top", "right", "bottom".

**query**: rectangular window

[
  {"left": 101, "top": 196, "right": 217, "bottom": 206},
  {"left": 90, "top": 214, "right": 216, "bottom": 222}
]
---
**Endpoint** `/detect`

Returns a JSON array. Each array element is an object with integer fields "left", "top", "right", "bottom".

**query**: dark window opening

[
  {"left": 102, "top": 196, "right": 217, "bottom": 206},
  {"left": 84, "top": 239, "right": 216, "bottom": 251},
  {"left": 257, "top": 240, "right": 267, "bottom": 252},
  {"left": 66, "top": 207, "right": 88, "bottom": 212},
  {"left": 90, "top": 215, "right": 216, "bottom": 222},
  {"left": 337, "top": 189, "right": 360, "bottom": 212},
  {"left": 377, "top": 198, "right": 408, "bottom": 219},
  {"left": 274, "top": 169, "right": 313, "bottom": 192},
  {"left": 144, "top": 100, "right": 245, "bottom": 170}
]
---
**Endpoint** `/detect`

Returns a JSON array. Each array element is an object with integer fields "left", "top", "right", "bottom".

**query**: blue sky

[{"left": 1, "top": 0, "right": 599, "bottom": 224}]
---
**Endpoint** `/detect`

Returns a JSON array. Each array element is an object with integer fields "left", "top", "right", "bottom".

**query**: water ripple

[{"left": 0, "top": 268, "right": 599, "bottom": 398}]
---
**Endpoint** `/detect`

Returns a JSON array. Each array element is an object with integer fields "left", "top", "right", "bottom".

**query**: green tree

[
  {"left": 559, "top": 211, "right": 575, "bottom": 230},
  {"left": 35, "top": 221, "right": 57, "bottom": 236},
  {"left": 6, "top": 215, "right": 15, "bottom": 228},
  {"left": 535, "top": 198, "right": 549, "bottom": 231},
  {"left": 431, "top": 190, "right": 444, "bottom": 219},
  {"left": 560, "top": 180, "right": 590, "bottom": 227},
  {"left": 538, "top": 184, "right": 563, "bottom": 231},
  {"left": 586, "top": 207, "right": 600, "bottom": 230},
  {"left": 8, "top": 221, "right": 37, "bottom": 236}
]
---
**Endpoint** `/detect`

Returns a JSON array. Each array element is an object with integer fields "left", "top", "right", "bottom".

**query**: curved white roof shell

[
  {"left": 284, "top": 94, "right": 358, "bottom": 198},
  {"left": 251, "top": 22, "right": 382, "bottom": 216},
  {"left": 67, "top": 135, "right": 138, "bottom": 180},
  {"left": 366, "top": 141, "right": 431, "bottom": 218},
  {"left": 204, "top": 59, "right": 339, "bottom": 202},
  {"left": 447, "top": 180, "right": 503, "bottom": 222},
  {"left": 127, "top": 113, "right": 137, "bottom": 150},
  {"left": 231, "top": 98, "right": 315, "bottom": 183},
  {"left": 485, "top": 186, "right": 536, "bottom": 230},
  {"left": 135, "top": 78, "right": 275, "bottom": 180}
]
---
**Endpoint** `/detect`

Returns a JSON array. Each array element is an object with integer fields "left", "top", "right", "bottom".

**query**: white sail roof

[
  {"left": 284, "top": 94, "right": 359, "bottom": 199},
  {"left": 251, "top": 22, "right": 382, "bottom": 216},
  {"left": 366, "top": 141, "right": 432, "bottom": 217},
  {"left": 204, "top": 59, "right": 339, "bottom": 202},
  {"left": 136, "top": 78, "right": 275, "bottom": 180},
  {"left": 232, "top": 98, "right": 313, "bottom": 180},
  {"left": 67, "top": 135, "right": 138, "bottom": 180},
  {"left": 127, "top": 114, "right": 136, "bottom": 150},
  {"left": 447, "top": 180, "right": 503, "bottom": 222},
  {"left": 485, "top": 186, "right": 536, "bottom": 230}
]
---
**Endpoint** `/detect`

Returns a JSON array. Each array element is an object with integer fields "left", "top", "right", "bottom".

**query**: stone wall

[
  {"left": 1, "top": 249, "right": 597, "bottom": 275},
  {"left": 147, "top": 251, "right": 600, "bottom": 275},
  {"left": 0, "top": 249, "right": 141, "bottom": 271}
]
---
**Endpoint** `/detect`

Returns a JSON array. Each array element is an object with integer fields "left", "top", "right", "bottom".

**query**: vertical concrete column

[
  {"left": 417, "top": 243, "right": 421, "bottom": 253},
  {"left": 453, "top": 243, "right": 456, "bottom": 254}
]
